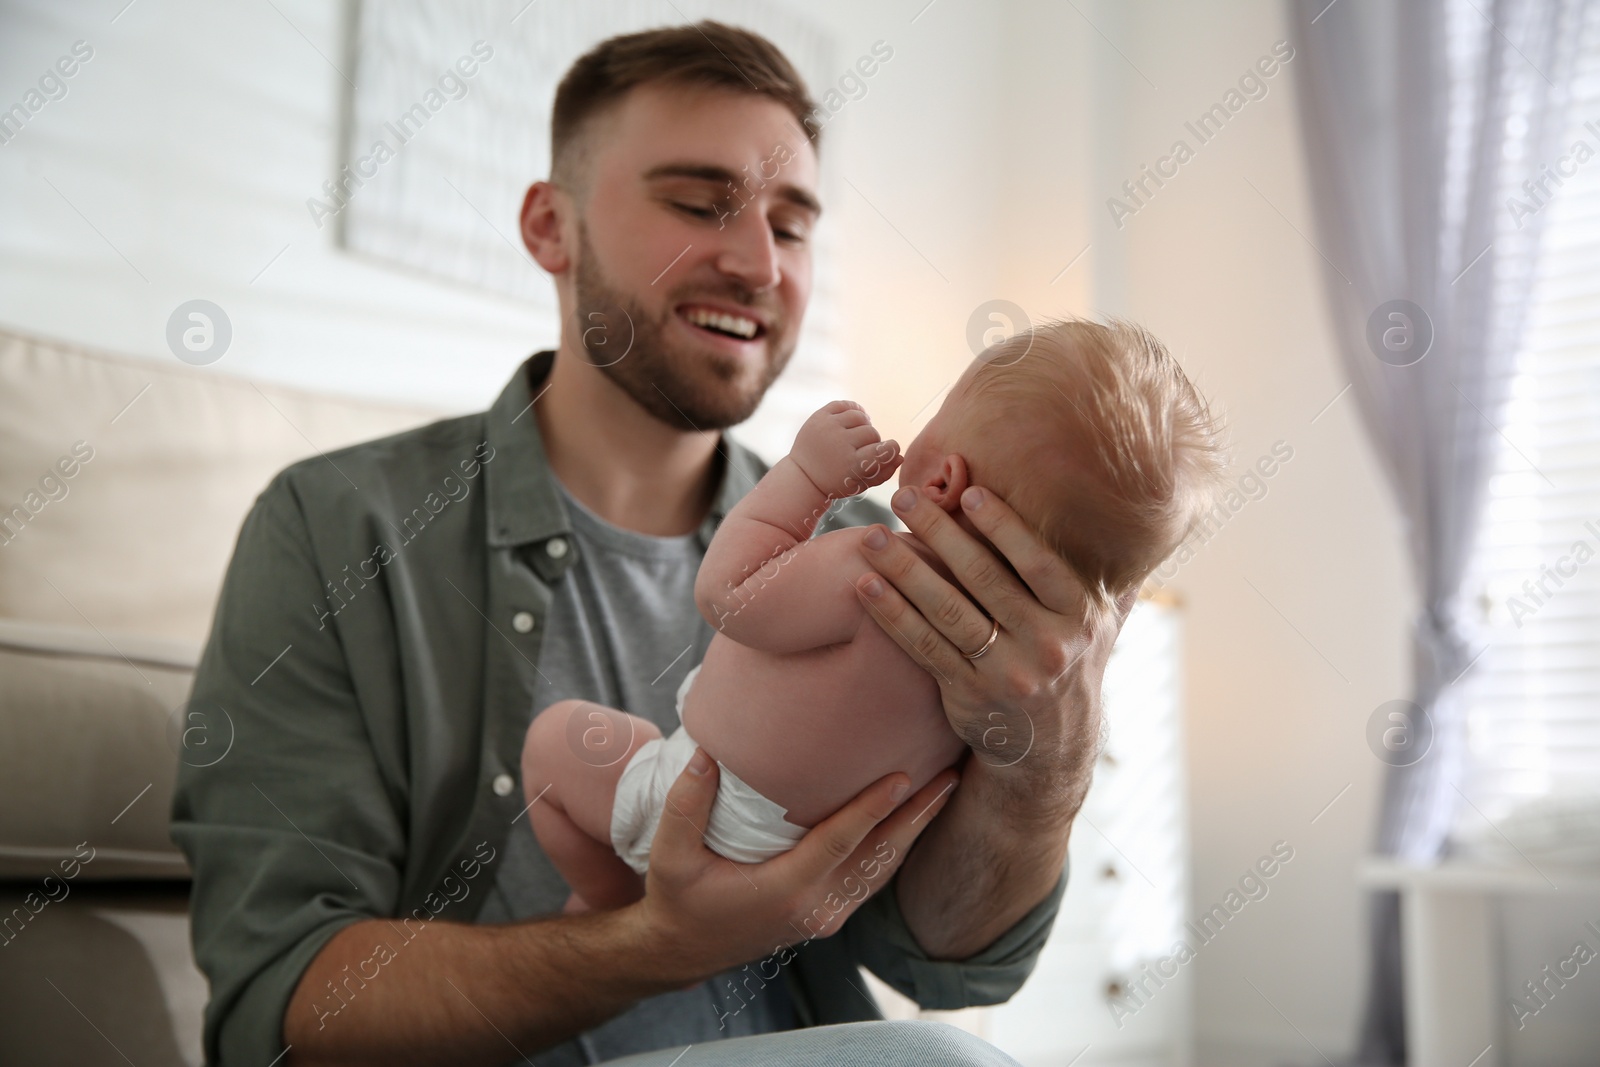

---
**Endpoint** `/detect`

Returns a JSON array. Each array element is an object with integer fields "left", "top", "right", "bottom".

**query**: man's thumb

[{"left": 657, "top": 746, "right": 718, "bottom": 850}]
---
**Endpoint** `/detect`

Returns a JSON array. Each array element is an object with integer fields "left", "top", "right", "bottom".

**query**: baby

[{"left": 520, "top": 318, "right": 1224, "bottom": 913}]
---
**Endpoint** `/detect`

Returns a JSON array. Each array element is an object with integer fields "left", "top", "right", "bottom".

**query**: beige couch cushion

[
  {"left": 0, "top": 882, "right": 204, "bottom": 1067},
  {"left": 0, "top": 327, "right": 441, "bottom": 644},
  {"left": 0, "top": 619, "right": 196, "bottom": 880},
  {"left": 0, "top": 326, "right": 445, "bottom": 880}
]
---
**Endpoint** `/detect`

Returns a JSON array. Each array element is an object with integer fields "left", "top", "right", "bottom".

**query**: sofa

[{"left": 0, "top": 327, "right": 439, "bottom": 1065}]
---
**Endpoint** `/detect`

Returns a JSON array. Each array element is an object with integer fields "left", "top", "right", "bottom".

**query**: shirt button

[
  {"left": 512, "top": 611, "right": 535, "bottom": 633},
  {"left": 546, "top": 536, "right": 569, "bottom": 559},
  {"left": 492, "top": 773, "right": 515, "bottom": 797}
]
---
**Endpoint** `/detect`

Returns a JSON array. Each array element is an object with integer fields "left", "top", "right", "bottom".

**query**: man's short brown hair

[{"left": 552, "top": 21, "right": 819, "bottom": 191}]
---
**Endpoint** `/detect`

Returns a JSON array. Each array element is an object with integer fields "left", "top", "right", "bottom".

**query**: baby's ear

[{"left": 924, "top": 454, "right": 970, "bottom": 513}]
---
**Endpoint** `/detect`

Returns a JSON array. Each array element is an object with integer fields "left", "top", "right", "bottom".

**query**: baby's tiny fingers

[
  {"left": 863, "top": 442, "right": 901, "bottom": 472},
  {"left": 845, "top": 425, "right": 881, "bottom": 448}
]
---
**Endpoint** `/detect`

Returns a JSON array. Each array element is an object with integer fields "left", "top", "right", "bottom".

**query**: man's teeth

[{"left": 684, "top": 307, "right": 759, "bottom": 339}]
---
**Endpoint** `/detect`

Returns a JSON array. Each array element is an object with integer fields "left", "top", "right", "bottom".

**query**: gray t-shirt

[{"left": 475, "top": 476, "right": 797, "bottom": 1064}]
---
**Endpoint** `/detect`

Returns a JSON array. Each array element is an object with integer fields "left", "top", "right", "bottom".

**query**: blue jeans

[{"left": 596, "top": 1020, "right": 1023, "bottom": 1066}]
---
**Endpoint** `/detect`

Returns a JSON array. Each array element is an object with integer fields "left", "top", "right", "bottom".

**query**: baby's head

[{"left": 898, "top": 318, "right": 1226, "bottom": 612}]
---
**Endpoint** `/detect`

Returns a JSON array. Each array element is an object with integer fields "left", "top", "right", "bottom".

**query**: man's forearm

[
  {"left": 892, "top": 753, "right": 1076, "bottom": 961},
  {"left": 284, "top": 904, "right": 699, "bottom": 1066}
]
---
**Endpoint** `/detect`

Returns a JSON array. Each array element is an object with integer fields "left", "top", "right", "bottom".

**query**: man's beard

[{"left": 571, "top": 224, "right": 795, "bottom": 431}]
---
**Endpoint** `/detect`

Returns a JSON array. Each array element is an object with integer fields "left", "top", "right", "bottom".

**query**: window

[{"left": 1456, "top": 3, "right": 1600, "bottom": 835}]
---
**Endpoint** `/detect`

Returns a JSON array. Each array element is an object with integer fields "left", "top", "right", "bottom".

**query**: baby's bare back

[{"left": 681, "top": 536, "right": 969, "bottom": 828}]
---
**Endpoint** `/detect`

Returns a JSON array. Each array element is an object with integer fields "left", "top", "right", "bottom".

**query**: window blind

[{"left": 1457, "top": 1, "right": 1600, "bottom": 830}]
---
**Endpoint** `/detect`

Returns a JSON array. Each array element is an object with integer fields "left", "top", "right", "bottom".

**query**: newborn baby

[{"left": 520, "top": 318, "right": 1224, "bottom": 913}]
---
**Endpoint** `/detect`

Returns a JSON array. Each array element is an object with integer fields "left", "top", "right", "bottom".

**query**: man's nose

[{"left": 713, "top": 212, "right": 782, "bottom": 293}]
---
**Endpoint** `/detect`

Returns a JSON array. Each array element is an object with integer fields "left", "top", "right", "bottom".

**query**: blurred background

[{"left": 1, "top": 1, "right": 1598, "bottom": 1065}]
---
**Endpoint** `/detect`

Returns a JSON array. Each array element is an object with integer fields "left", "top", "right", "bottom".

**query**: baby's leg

[{"left": 521, "top": 698, "right": 661, "bottom": 913}]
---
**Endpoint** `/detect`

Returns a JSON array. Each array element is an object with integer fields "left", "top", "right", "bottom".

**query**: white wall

[{"left": 0, "top": 0, "right": 549, "bottom": 412}]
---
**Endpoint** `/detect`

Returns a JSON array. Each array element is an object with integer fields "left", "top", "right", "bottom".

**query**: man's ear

[
  {"left": 923, "top": 454, "right": 970, "bottom": 514},
  {"left": 520, "top": 180, "right": 571, "bottom": 274}
]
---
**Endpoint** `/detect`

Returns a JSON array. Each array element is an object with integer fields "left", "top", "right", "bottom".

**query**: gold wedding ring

[{"left": 962, "top": 617, "right": 999, "bottom": 660}]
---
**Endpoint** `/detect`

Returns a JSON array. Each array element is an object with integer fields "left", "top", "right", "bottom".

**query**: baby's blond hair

[{"left": 949, "top": 318, "right": 1226, "bottom": 611}]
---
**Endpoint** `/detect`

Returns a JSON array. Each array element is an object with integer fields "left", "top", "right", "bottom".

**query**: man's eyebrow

[{"left": 643, "top": 162, "right": 822, "bottom": 216}]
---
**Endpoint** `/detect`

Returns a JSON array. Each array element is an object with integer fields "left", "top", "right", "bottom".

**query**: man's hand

[
  {"left": 848, "top": 481, "right": 1132, "bottom": 960},
  {"left": 627, "top": 746, "right": 959, "bottom": 982},
  {"left": 284, "top": 752, "right": 957, "bottom": 1066},
  {"left": 790, "top": 401, "right": 901, "bottom": 501},
  {"left": 854, "top": 483, "right": 1130, "bottom": 809}
]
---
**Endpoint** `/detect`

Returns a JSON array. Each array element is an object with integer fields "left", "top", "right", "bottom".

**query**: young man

[{"left": 172, "top": 22, "right": 1128, "bottom": 1067}]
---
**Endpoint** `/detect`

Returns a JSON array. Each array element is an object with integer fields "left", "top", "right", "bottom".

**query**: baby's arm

[{"left": 695, "top": 401, "right": 901, "bottom": 654}]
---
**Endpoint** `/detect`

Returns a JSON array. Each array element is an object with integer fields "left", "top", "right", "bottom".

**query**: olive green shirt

[{"left": 171, "top": 351, "right": 1068, "bottom": 1066}]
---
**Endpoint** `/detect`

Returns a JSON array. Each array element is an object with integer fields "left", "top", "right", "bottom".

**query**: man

[{"left": 172, "top": 22, "right": 1127, "bottom": 1067}]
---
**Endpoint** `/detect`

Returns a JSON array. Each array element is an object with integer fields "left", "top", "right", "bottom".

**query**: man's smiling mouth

[{"left": 678, "top": 303, "right": 765, "bottom": 341}]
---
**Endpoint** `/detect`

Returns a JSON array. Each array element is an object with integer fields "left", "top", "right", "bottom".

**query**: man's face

[{"left": 564, "top": 83, "right": 820, "bottom": 431}]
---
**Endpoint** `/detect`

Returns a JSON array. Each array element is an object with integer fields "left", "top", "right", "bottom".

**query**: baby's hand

[{"left": 792, "top": 400, "right": 902, "bottom": 499}]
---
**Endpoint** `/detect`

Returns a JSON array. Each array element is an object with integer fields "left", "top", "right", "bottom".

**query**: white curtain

[{"left": 1287, "top": 0, "right": 1591, "bottom": 1060}]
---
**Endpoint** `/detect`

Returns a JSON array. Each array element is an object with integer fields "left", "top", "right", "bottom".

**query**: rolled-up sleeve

[
  {"left": 171, "top": 471, "right": 406, "bottom": 1065},
  {"left": 845, "top": 858, "right": 1069, "bottom": 1010}
]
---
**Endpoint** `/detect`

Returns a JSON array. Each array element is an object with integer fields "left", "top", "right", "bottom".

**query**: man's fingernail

[
  {"left": 962, "top": 486, "right": 985, "bottom": 510},
  {"left": 688, "top": 749, "right": 711, "bottom": 776},
  {"left": 862, "top": 576, "right": 884, "bottom": 597},
  {"left": 892, "top": 487, "right": 917, "bottom": 512},
  {"left": 864, "top": 526, "right": 887, "bottom": 549},
  {"left": 890, "top": 781, "right": 909, "bottom": 803}
]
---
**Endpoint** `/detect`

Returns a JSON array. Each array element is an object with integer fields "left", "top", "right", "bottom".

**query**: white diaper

[{"left": 609, "top": 664, "right": 808, "bottom": 875}]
